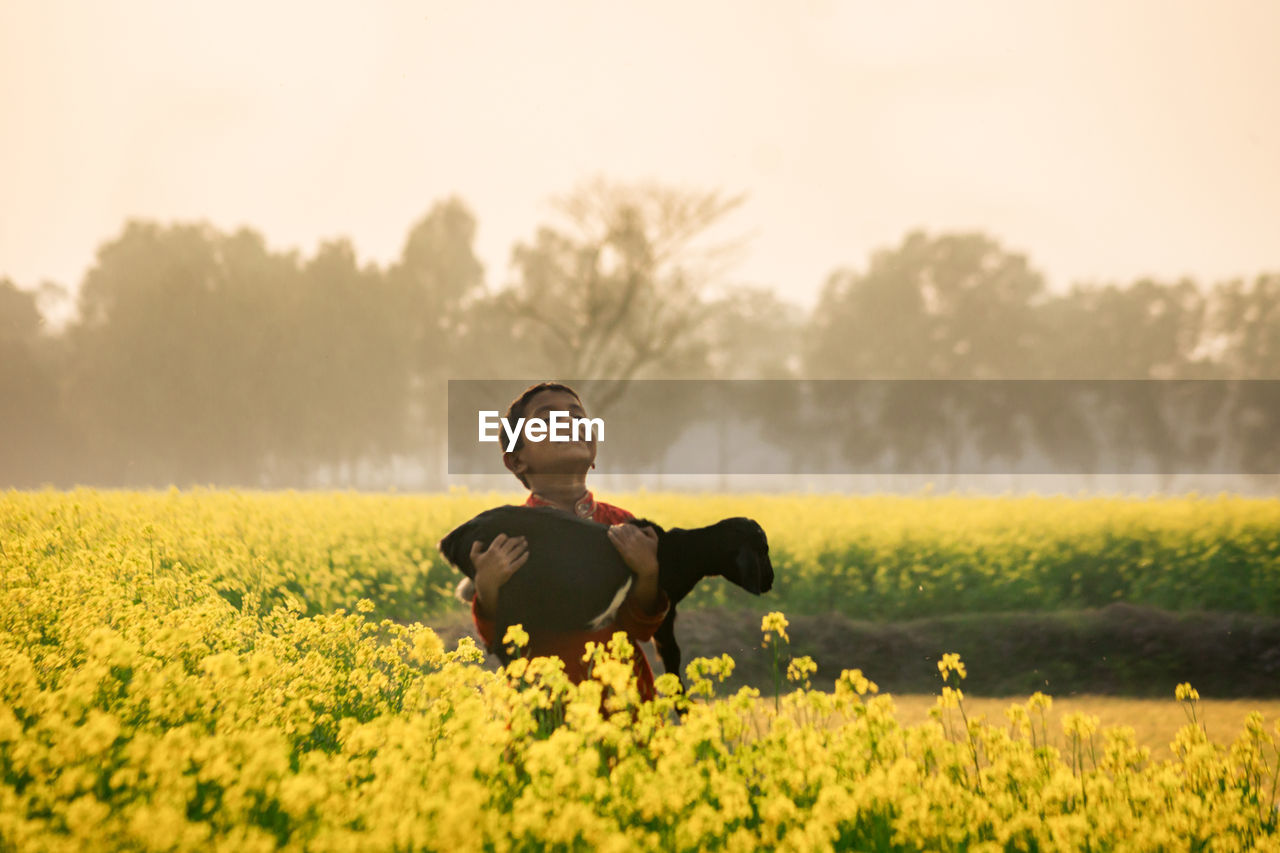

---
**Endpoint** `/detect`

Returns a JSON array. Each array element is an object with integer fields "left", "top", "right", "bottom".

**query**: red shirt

[{"left": 470, "top": 490, "right": 672, "bottom": 703}]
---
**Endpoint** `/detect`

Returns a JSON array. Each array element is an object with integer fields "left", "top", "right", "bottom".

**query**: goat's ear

[{"left": 628, "top": 518, "right": 664, "bottom": 537}]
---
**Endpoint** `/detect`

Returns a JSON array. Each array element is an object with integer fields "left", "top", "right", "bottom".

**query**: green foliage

[{"left": 623, "top": 492, "right": 1280, "bottom": 620}]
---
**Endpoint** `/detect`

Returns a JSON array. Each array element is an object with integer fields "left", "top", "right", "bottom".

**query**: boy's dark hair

[{"left": 503, "top": 382, "right": 583, "bottom": 487}]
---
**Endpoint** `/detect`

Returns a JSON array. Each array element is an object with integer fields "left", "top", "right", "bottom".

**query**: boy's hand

[
  {"left": 471, "top": 534, "right": 528, "bottom": 617},
  {"left": 608, "top": 524, "right": 659, "bottom": 580}
]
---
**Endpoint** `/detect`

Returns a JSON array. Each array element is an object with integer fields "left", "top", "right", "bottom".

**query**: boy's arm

[
  {"left": 469, "top": 534, "right": 527, "bottom": 652},
  {"left": 606, "top": 523, "right": 670, "bottom": 643}
]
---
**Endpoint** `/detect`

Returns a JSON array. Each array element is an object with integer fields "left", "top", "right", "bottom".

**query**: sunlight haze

[{"left": 2, "top": 0, "right": 1277, "bottom": 316}]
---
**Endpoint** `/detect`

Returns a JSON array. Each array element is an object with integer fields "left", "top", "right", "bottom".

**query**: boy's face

[{"left": 503, "top": 388, "right": 598, "bottom": 483}]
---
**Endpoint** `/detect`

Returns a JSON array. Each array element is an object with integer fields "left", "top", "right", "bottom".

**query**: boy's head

[{"left": 502, "top": 382, "right": 598, "bottom": 488}]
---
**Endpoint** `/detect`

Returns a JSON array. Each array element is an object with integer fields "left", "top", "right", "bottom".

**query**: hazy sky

[{"left": 2, "top": 0, "right": 1277, "bottom": 316}]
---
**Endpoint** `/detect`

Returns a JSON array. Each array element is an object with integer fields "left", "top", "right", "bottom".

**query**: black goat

[{"left": 438, "top": 505, "right": 773, "bottom": 683}]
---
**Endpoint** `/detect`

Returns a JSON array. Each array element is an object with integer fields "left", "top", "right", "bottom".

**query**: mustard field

[
  {"left": 7, "top": 488, "right": 1279, "bottom": 625},
  {"left": 3, "top": 489, "right": 1280, "bottom": 850}
]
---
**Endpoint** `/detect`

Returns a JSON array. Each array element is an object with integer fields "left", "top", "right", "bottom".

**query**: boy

[{"left": 468, "top": 382, "right": 671, "bottom": 701}]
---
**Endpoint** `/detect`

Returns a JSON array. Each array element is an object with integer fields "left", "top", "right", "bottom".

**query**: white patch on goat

[
  {"left": 455, "top": 577, "right": 476, "bottom": 604},
  {"left": 586, "top": 577, "right": 632, "bottom": 631}
]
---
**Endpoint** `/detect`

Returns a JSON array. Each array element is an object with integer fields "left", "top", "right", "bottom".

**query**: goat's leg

[
  {"left": 652, "top": 605, "right": 689, "bottom": 721},
  {"left": 653, "top": 605, "right": 681, "bottom": 678}
]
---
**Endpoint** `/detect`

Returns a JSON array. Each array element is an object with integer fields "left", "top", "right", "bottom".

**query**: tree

[
  {"left": 0, "top": 279, "right": 64, "bottom": 486},
  {"left": 387, "top": 196, "right": 485, "bottom": 378},
  {"left": 66, "top": 221, "right": 301, "bottom": 486},
  {"left": 1033, "top": 278, "right": 1216, "bottom": 486},
  {"left": 804, "top": 231, "right": 1049, "bottom": 483},
  {"left": 494, "top": 178, "right": 747, "bottom": 412},
  {"left": 283, "top": 237, "right": 413, "bottom": 486},
  {"left": 807, "top": 230, "right": 1047, "bottom": 380},
  {"left": 699, "top": 287, "right": 809, "bottom": 480},
  {"left": 1208, "top": 274, "right": 1280, "bottom": 379},
  {"left": 385, "top": 197, "right": 487, "bottom": 486},
  {"left": 1036, "top": 278, "right": 1211, "bottom": 380},
  {"left": 1205, "top": 274, "right": 1280, "bottom": 480}
]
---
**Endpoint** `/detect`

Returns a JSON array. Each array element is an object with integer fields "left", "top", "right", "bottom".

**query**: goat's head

[
  {"left": 655, "top": 516, "right": 773, "bottom": 603},
  {"left": 719, "top": 517, "right": 773, "bottom": 595}
]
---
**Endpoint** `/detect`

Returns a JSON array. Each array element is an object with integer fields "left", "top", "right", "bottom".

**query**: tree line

[{"left": 2, "top": 179, "right": 1277, "bottom": 489}]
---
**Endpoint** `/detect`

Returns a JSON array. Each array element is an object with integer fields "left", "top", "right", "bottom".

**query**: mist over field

[
  {"left": 2, "top": 2, "right": 1277, "bottom": 493},
  {"left": 4, "top": 207, "right": 1277, "bottom": 493}
]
